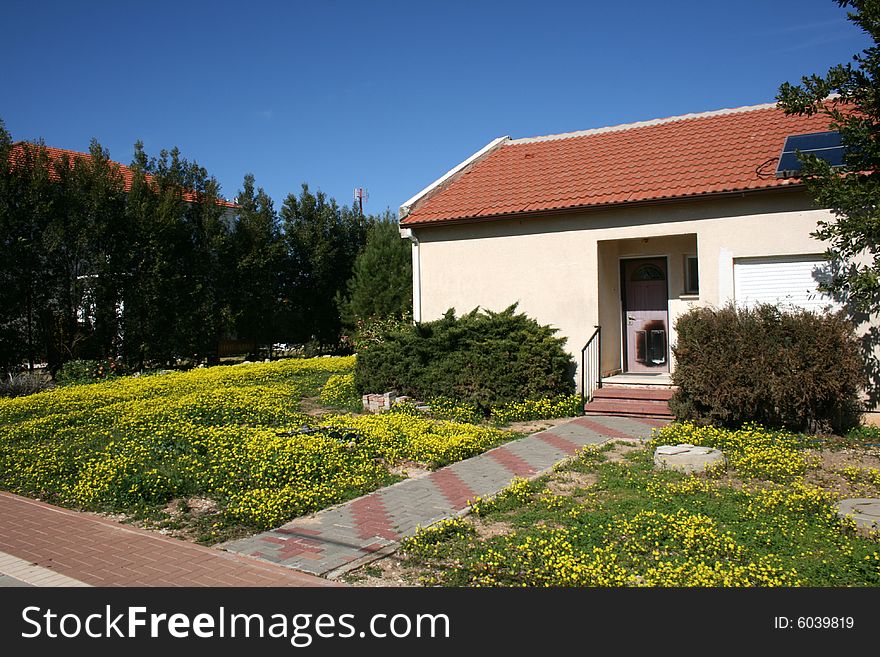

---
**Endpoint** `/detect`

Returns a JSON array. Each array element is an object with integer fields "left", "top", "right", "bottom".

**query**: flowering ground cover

[
  {"left": 0, "top": 357, "right": 512, "bottom": 542},
  {"left": 349, "top": 423, "right": 880, "bottom": 587}
]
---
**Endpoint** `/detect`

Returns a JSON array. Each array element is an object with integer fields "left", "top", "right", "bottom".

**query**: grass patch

[
  {"left": 0, "top": 356, "right": 513, "bottom": 542},
  {"left": 395, "top": 428, "right": 880, "bottom": 587}
]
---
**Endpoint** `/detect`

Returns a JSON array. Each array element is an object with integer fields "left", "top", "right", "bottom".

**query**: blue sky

[{"left": 1, "top": 0, "right": 871, "bottom": 215}]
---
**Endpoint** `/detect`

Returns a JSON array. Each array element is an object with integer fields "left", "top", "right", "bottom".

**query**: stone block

[
  {"left": 654, "top": 444, "right": 725, "bottom": 474},
  {"left": 837, "top": 498, "right": 880, "bottom": 530}
]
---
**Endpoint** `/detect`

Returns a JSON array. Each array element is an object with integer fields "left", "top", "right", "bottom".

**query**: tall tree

[
  {"left": 43, "top": 140, "right": 127, "bottom": 363},
  {"left": 777, "top": 0, "right": 880, "bottom": 313},
  {"left": 338, "top": 211, "right": 412, "bottom": 325},
  {"left": 122, "top": 143, "right": 234, "bottom": 365},
  {"left": 280, "top": 184, "right": 368, "bottom": 345},
  {"left": 0, "top": 139, "right": 59, "bottom": 371},
  {"left": 232, "top": 173, "right": 284, "bottom": 347}
]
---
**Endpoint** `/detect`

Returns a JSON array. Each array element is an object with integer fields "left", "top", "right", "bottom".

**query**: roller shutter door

[{"left": 733, "top": 255, "right": 840, "bottom": 312}]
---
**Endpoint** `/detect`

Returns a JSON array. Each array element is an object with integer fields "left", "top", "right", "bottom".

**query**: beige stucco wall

[
  {"left": 412, "top": 190, "right": 828, "bottom": 361},
  {"left": 408, "top": 189, "right": 880, "bottom": 419}
]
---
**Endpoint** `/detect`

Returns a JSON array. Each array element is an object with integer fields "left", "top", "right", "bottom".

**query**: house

[
  {"left": 398, "top": 102, "right": 878, "bottom": 421},
  {"left": 8, "top": 142, "right": 239, "bottom": 209}
]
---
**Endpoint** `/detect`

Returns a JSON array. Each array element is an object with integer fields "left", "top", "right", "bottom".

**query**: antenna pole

[{"left": 353, "top": 187, "right": 368, "bottom": 215}]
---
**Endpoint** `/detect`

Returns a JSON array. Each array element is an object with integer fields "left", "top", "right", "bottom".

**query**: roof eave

[
  {"left": 398, "top": 136, "right": 510, "bottom": 220},
  {"left": 400, "top": 184, "right": 809, "bottom": 228}
]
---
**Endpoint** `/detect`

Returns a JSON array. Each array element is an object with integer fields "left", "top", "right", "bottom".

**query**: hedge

[
  {"left": 670, "top": 303, "right": 864, "bottom": 433},
  {"left": 354, "top": 305, "right": 575, "bottom": 411}
]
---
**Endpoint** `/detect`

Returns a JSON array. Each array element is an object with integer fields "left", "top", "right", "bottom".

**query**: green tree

[
  {"left": 338, "top": 211, "right": 412, "bottom": 325},
  {"left": 777, "top": 0, "right": 880, "bottom": 313},
  {"left": 0, "top": 122, "right": 46, "bottom": 369},
  {"left": 280, "top": 184, "right": 367, "bottom": 345},
  {"left": 44, "top": 140, "right": 127, "bottom": 365},
  {"left": 232, "top": 174, "right": 284, "bottom": 348},
  {"left": 122, "top": 143, "right": 234, "bottom": 366}
]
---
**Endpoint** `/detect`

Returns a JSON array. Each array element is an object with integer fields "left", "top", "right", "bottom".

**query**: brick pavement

[
  {"left": 224, "top": 414, "right": 667, "bottom": 577},
  {"left": 0, "top": 492, "right": 340, "bottom": 587}
]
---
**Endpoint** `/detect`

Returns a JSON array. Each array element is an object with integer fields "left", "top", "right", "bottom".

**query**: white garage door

[{"left": 733, "top": 255, "right": 840, "bottom": 312}]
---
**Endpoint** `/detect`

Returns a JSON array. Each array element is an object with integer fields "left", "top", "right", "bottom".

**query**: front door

[{"left": 623, "top": 258, "right": 669, "bottom": 373}]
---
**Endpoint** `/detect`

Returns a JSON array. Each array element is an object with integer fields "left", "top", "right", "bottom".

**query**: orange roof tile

[
  {"left": 8, "top": 142, "right": 238, "bottom": 208},
  {"left": 400, "top": 103, "right": 837, "bottom": 226}
]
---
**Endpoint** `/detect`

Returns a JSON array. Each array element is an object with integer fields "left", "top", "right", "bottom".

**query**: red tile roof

[
  {"left": 8, "top": 142, "right": 238, "bottom": 208},
  {"left": 400, "top": 103, "right": 837, "bottom": 226}
]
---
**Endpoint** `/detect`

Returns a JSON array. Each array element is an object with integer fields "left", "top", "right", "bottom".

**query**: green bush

[
  {"left": 354, "top": 305, "right": 575, "bottom": 411},
  {"left": 670, "top": 304, "right": 864, "bottom": 433},
  {"left": 348, "top": 314, "right": 413, "bottom": 353},
  {"left": 846, "top": 424, "right": 880, "bottom": 444},
  {"left": 55, "top": 359, "right": 121, "bottom": 386}
]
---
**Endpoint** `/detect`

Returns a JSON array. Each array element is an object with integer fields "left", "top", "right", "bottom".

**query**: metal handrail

[{"left": 580, "top": 325, "right": 602, "bottom": 413}]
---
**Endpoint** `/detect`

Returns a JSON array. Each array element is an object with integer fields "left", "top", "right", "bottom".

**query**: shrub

[
  {"left": 846, "top": 424, "right": 880, "bottom": 444},
  {"left": 0, "top": 371, "right": 51, "bottom": 398},
  {"left": 670, "top": 304, "right": 864, "bottom": 433},
  {"left": 55, "top": 358, "right": 121, "bottom": 386},
  {"left": 348, "top": 314, "right": 413, "bottom": 353},
  {"left": 354, "top": 305, "right": 575, "bottom": 411}
]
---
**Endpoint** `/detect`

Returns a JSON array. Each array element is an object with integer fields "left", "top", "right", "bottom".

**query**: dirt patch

[
  {"left": 387, "top": 461, "right": 431, "bottom": 480},
  {"left": 473, "top": 518, "right": 513, "bottom": 539},
  {"left": 805, "top": 448, "right": 880, "bottom": 498},
  {"left": 299, "top": 396, "right": 332, "bottom": 416},
  {"left": 341, "top": 554, "right": 420, "bottom": 587},
  {"left": 185, "top": 497, "right": 220, "bottom": 517},
  {"left": 547, "top": 470, "right": 598, "bottom": 495},
  {"left": 162, "top": 496, "right": 220, "bottom": 518},
  {"left": 603, "top": 440, "right": 642, "bottom": 463}
]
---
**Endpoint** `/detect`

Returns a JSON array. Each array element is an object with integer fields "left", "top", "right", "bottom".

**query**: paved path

[
  {"left": 224, "top": 414, "right": 667, "bottom": 577},
  {"left": 0, "top": 492, "right": 340, "bottom": 587}
]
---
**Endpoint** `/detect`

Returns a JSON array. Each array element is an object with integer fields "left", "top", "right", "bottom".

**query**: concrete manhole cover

[
  {"left": 837, "top": 498, "right": 880, "bottom": 530},
  {"left": 654, "top": 443, "right": 725, "bottom": 474}
]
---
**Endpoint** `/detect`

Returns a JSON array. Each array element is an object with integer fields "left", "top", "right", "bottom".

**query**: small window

[
  {"left": 631, "top": 264, "right": 665, "bottom": 281},
  {"left": 685, "top": 255, "right": 699, "bottom": 295}
]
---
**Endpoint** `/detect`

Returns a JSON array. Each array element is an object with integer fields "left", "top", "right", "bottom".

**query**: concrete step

[
  {"left": 583, "top": 392, "right": 675, "bottom": 419},
  {"left": 591, "top": 386, "right": 675, "bottom": 401}
]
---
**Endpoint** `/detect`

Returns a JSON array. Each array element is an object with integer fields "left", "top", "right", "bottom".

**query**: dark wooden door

[{"left": 623, "top": 258, "right": 669, "bottom": 373}]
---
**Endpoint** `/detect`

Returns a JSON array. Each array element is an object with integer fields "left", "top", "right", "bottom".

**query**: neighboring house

[
  {"left": 398, "top": 102, "right": 878, "bottom": 420},
  {"left": 8, "top": 142, "right": 239, "bottom": 209}
]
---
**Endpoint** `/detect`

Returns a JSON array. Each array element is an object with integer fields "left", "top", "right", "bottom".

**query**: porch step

[
  {"left": 584, "top": 386, "right": 675, "bottom": 419},
  {"left": 590, "top": 386, "right": 675, "bottom": 401}
]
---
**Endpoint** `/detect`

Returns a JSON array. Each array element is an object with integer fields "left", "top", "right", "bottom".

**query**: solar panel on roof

[{"left": 775, "top": 131, "right": 845, "bottom": 178}]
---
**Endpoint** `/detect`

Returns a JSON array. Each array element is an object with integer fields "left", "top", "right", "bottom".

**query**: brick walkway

[
  {"left": 224, "top": 414, "right": 667, "bottom": 577},
  {"left": 0, "top": 492, "right": 340, "bottom": 587}
]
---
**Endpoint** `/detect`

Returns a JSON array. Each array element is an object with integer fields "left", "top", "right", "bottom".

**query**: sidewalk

[
  {"left": 224, "top": 414, "right": 666, "bottom": 577},
  {"left": 0, "top": 492, "right": 340, "bottom": 587}
]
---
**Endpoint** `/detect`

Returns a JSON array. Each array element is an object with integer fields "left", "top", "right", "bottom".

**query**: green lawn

[{"left": 370, "top": 424, "right": 880, "bottom": 587}]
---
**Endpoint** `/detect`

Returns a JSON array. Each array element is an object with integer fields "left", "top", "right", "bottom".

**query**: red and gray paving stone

[
  {"left": 224, "top": 414, "right": 667, "bottom": 577},
  {"left": 0, "top": 492, "right": 340, "bottom": 587}
]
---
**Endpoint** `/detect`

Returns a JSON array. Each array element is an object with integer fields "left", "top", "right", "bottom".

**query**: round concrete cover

[
  {"left": 837, "top": 498, "right": 880, "bottom": 530},
  {"left": 654, "top": 443, "right": 725, "bottom": 474}
]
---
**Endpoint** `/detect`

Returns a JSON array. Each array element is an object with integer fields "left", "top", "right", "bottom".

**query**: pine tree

[
  {"left": 338, "top": 211, "right": 412, "bottom": 325},
  {"left": 232, "top": 173, "right": 284, "bottom": 348},
  {"left": 279, "top": 184, "right": 368, "bottom": 345}
]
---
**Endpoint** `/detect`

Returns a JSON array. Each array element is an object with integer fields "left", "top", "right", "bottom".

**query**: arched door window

[{"left": 630, "top": 264, "right": 665, "bottom": 282}]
